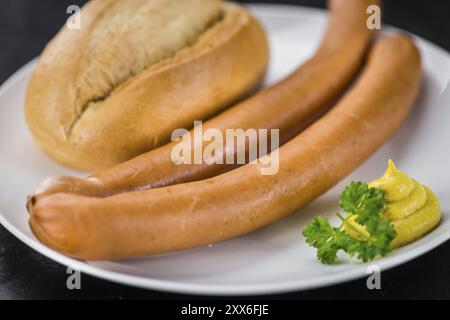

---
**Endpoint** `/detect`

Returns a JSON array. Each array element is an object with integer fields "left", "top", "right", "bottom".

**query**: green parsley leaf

[
  {"left": 303, "top": 216, "right": 340, "bottom": 264},
  {"left": 303, "top": 181, "right": 396, "bottom": 264}
]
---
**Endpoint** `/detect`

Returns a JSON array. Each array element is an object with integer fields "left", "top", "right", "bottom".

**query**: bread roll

[{"left": 25, "top": 0, "right": 269, "bottom": 171}]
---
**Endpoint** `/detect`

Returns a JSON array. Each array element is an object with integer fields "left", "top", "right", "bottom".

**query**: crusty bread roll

[{"left": 25, "top": 0, "right": 269, "bottom": 171}]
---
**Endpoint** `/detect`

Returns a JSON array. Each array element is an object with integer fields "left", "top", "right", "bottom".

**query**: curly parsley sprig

[{"left": 303, "top": 181, "right": 397, "bottom": 264}]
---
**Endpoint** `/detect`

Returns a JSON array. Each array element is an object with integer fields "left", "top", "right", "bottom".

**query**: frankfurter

[
  {"left": 28, "top": 0, "right": 379, "bottom": 204},
  {"left": 29, "top": 35, "right": 422, "bottom": 261}
]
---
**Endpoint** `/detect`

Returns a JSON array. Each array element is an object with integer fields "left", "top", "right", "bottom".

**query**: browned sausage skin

[
  {"left": 29, "top": 35, "right": 422, "bottom": 261},
  {"left": 27, "top": 0, "right": 379, "bottom": 206}
]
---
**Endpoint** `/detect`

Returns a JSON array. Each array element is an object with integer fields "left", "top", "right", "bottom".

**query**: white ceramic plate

[{"left": 1, "top": 4, "right": 450, "bottom": 296}]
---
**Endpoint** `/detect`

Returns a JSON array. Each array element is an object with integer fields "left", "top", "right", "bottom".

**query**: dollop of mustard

[{"left": 345, "top": 160, "right": 441, "bottom": 248}]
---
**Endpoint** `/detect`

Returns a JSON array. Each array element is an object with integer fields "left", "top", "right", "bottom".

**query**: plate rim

[{"left": 1, "top": 211, "right": 449, "bottom": 296}]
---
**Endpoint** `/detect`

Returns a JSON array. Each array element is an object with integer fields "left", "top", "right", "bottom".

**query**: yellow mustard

[{"left": 344, "top": 160, "right": 441, "bottom": 248}]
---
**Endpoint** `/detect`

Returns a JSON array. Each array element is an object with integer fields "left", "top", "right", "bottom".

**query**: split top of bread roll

[
  {"left": 75, "top": 0, "right": 223, "bottom": 129},
  {"left": 26, "top": 0, "right": 269, "bottom": 171}
]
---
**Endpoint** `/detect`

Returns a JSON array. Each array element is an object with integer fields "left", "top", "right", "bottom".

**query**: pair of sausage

[
  {"left": 27, "top": 0, "right": 379, "bottom": 204},
  {"left": 29, "top": 35, "right": 422, "bottom": 260}
]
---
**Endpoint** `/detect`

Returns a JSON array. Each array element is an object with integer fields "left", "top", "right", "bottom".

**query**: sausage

[
  {"left": 29, "top": 35, "right": 422, "bottom": 260},
  {"left": 27, "top": 0, "right": 379, "bottom": 205}
]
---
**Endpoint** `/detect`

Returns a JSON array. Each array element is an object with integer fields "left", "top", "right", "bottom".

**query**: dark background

[{"left": 0, "top": 0, "right": 449, "bottom": 300}]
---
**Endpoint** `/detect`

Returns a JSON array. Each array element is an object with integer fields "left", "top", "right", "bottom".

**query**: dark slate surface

[{"left": 0, "top": 0, "right": 449, "bottom": 299}]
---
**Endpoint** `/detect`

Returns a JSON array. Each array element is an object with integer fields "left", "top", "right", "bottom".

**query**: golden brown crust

[
  {"left": 28, "top": 0, "right": 380, "bottom": 202},
  {"left": 29, "top": 35, "right": 422, "bottom": 260},
  {"left": 25, "top": 1, "right": 269, "bottom": 170}
]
